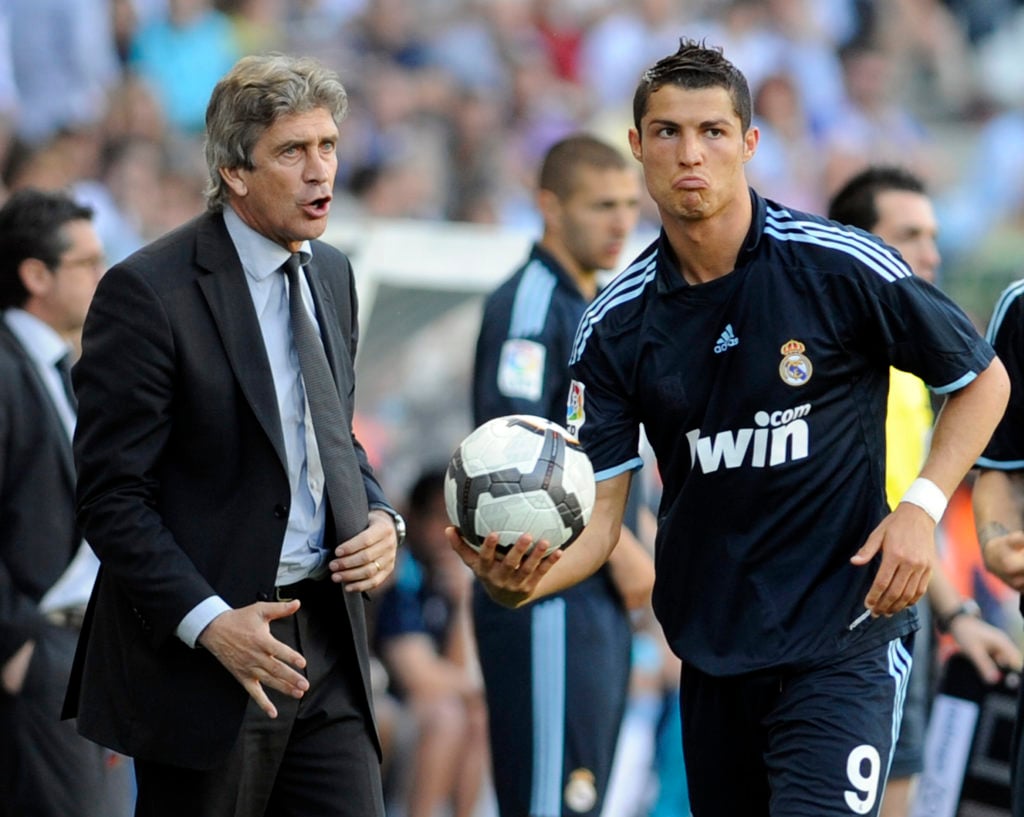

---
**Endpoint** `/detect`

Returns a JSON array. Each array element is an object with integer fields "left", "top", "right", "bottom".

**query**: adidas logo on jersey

[{"left": 714, "top": 324, "right": 739, "bottom": 354}]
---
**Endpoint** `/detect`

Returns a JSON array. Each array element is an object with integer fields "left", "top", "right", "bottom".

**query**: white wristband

[{"left": 899, "top": 477, "right": 948, "bottom": 524}]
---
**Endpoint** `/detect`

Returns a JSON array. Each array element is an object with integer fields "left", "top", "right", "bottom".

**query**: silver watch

[{"left": 379, "top": 508, "right": 406, "bottom": 547}]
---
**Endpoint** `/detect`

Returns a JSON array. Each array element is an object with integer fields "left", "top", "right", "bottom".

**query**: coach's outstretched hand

[
  {"left": 446, "top": 528, "right": 563, "bottom": 609},
  {"left": 198, "top": 602, "right": 310, "bottom": 718}
]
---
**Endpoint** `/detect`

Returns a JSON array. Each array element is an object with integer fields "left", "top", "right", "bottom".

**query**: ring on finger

[{"left": 373, "top": 558, "right": 382, "bottom": 572}]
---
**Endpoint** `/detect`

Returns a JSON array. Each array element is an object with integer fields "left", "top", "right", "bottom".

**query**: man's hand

[
  {"left": 850, "top": 503, "right": 935, "bottom": 616},
  {"left": 446, "top": 527, "right": 563, "bottom": 608},
  {"left": 329, "top": 509, "right": 398, "bottom": 591},
  {"left": 0, "top": 640, "right": 35, "bottom": 696},
  {"left": 948, "top": 613, "right": 1023, "bottom": 684},
  {"left": 198, "top": 602, "right": 309, "bottom": 718}
]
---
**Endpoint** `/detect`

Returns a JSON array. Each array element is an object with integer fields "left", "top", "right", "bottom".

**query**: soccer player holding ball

[{"left": 449, "top": 41, "right": 1009, "bottom": 817}]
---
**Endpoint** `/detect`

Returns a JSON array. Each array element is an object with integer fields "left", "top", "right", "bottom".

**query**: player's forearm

[
  {"left": 529, "top": 511, "right": 622, "bottom": 602},
  {"left": 532, "top": 472, "right": 633, "bottom": 601},
  {"left": 921, "top": 359, "right": 1009, "bottom": 498},
  {"left": 927, "top": 563, "right": 973, "bottom": 625},
  {"left": 974, "top": 469, "right": 1024, "bottom": 540},
  {"left": 606, "top": 526, "right": 655, "bottom": 610},
  {"left": 973, "top": 469, "right": 1024, "bottom": 592}
]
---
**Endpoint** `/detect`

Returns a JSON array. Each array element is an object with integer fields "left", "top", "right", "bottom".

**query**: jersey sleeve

[
  {"left": 472, "top": 286, "right": 568, "bottom": 427},
  {"left": 979, "top": 281, "right": 1024, "bottom": 469},
  {"left": 567, "top": 325, "right": 643, "bottom": 482},
  {"left": 848, "top": 264, "right": 994, "bottom": 395}
]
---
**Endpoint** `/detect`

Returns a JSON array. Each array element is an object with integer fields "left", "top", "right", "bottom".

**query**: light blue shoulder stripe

[
  {"left": 986, "top": 279, "right": 1024, "bottom": 344},
  {"left": 765, "top": 206, "right": 979, "bottom": 396},
  {"left": 977, "top": 456, "right": 1024, "bottom": 469},
  {"left": 570, "top": 248, "right": 658, "bottom": 364},
  {"left": 530, "top": 597, "right": 566, "bottom": 817},
  {"left": 509, "top": 260, "right": 557, "bottom": 338},
  {"left": 594, "top": 457, "right": 644, "bottom": 482},
  {"left": 764, "top": 205, "right": 911, "bottom": 283}
]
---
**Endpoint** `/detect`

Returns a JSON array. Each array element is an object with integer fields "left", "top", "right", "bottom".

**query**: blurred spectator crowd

[{"left": 0, "top": 0, "right": 1022, "bottom": 302}]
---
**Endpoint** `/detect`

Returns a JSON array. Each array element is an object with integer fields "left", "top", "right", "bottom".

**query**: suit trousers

[
  {"left": 133, "top": 582, "right": 384, "bottom": 817},
  {"left": 2, "top": 623, "right": 135, "bottom": 817}
]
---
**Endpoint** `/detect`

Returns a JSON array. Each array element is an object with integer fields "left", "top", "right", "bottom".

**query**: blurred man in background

[
  {"left": 472, "top": 132, "right": 655, "bottom": 817},
  {"left": 0, "top": 188, "right": 132, "bottom": 817},
  {"left": 375, "top": 468, "right": 489, "bottom": 817}
]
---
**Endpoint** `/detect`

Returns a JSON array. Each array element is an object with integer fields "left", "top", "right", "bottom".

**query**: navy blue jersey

[
  {"left": 568, "top": 190, "right": 994, "bottom": 676},
  {"left": 978, "top": 280, "right": 1024, "bottom": 471},
  {"left": 473, "top": 243, "right": 589, "bottom": 427}
]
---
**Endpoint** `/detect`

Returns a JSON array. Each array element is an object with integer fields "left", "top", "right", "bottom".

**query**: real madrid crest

[
  {"left": 564, "top": 768, "right": 597, "bottom": 813},
  {"left": 779, "top": 339, "right": 812, "bottom": 387}
]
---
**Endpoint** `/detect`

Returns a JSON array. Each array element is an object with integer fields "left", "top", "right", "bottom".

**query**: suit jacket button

[{"left": 273, "top": 504, "right": 288, "bottom": 519}]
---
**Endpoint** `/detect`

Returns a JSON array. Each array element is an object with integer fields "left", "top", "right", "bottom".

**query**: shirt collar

[
  {"left": 3, "top": 308, "right": 71, "bottom": 369},
  {"left": 655, "top": 187, "right": 766, "bottom": 295},
  {"left": 222, "top": 206, "right": 312, "bottom": 282}
]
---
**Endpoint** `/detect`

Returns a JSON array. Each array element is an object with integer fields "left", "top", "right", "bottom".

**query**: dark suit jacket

[
  {"left": 0, "top": 321, "right": 79, "bottom": 663},
  {"left": 65, "top": 210, "right": 389, "bottom": 769}
]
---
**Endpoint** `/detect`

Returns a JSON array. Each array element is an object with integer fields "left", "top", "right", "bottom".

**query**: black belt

[
  {"left": 273, "top": 577, "right": 325, "bottom": 603},
  {"left": 44, "top": 606, "right": 87, "bottom": 630}
]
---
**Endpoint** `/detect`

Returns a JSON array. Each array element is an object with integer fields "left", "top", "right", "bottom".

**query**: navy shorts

[
  {"left": 473, "top": 572, "right": 632, "bottom": 817},
  {"left": 890, "top": 604, "right": 929, "bottom": 778},
  {"left": 680, "top": 636, "right": 913, "bottom": 817}
]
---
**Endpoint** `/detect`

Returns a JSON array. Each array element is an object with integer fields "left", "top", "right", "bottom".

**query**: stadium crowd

[
  {"left": 0, "top": 0, "right": 1022, "bottom": 276},
  {"left": 2, "top": 2, "right": 1024, "bottom": 817}
]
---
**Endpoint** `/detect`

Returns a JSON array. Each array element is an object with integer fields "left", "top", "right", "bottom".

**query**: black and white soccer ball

[{"left": 445, "top": 414, "right": 596, "bottom": 556}]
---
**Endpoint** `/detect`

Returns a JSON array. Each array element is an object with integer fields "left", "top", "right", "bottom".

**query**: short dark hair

[
  {"left": 538, "top": 134, "right": 628, "bottom": 200},
  {"left": 633, "top": 38, "right": 752, "bottom": 135},
  {"left": 408, "top": 468, "right": 447, "bottom": 518},
  {"left": 0, "top": 188, "right": 94, "bottom": 309},
  {"left": 827, "top": 165, "right": 927, "bottom": 231}
]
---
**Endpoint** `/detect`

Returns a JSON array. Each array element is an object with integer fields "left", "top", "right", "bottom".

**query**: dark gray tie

[
  {"left": 282, "top": 253, "right": 368, "bottom": 541},
  {"left": 56, "top": 352, "right": 77, "bottom": 412}
]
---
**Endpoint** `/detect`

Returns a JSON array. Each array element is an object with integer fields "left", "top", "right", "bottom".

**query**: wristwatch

[
  {"left": 936, "top": 599, "right": 982, "bottom": 634},
  {"left": 375, "top": 506, "right": 407, "bottom": 548}
]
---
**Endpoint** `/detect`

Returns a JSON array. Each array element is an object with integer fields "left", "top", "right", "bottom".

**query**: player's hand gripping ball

[{"left": 445, "top": 414, "right": 596, "bottom": 557}]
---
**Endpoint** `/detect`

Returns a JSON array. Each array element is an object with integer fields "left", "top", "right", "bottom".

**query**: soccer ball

[{"left": 445, "top": 414, "right": 596, "bottom": 556}]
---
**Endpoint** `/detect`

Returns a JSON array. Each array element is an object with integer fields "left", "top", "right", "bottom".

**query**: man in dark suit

[
  {"left": 0, "top": 189, "right": 133, "bottom": 816},
  {"left": 66, "top": 53, "right": 403, "bottom": 817}
]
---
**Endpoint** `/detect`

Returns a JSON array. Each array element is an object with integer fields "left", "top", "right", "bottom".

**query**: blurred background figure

[
  {"left": 374, "top": 468, "right": 491, "bottom": 817},
  {"left": 125, "top": 0, "right": 241, "bottom": 137},
  {"left": 7, "top": 0, "right": 120, "bottom": 146},
  {"left": 471, "top": 132, "right": 654, "bottom": 817},
  {"left": 0, "top": 188, "right": 133, "bottom": 817}
]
